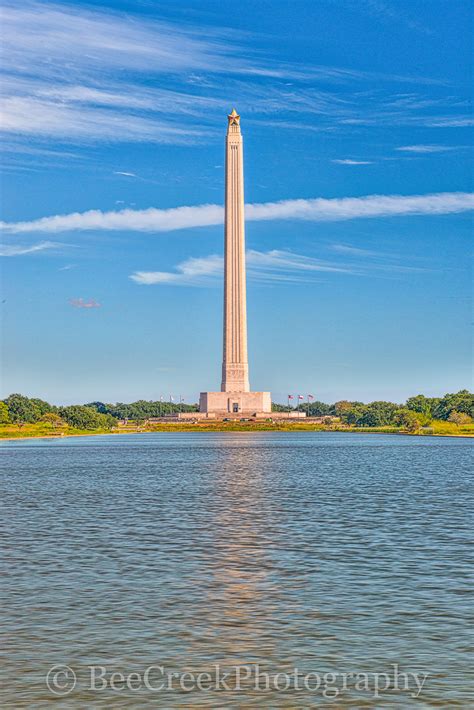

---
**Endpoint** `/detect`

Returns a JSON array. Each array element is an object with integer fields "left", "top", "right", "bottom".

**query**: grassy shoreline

[{"left": 1, "top": 421, "right": 473, "bottom": 440}]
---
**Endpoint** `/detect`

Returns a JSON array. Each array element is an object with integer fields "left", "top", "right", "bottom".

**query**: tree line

[
  {"left": 86, "top": 399, "right": 198, "bottom": 420},
  {"left": 1, "top": 391, "right": 472, "bottom": 431},
  {"left": 0, "top": 394, "right": 118, "bottom": 430},
  {"left": 274, "top": 390, "right": 473, "bottom": 430},
  {"left": 0, "top": 395, "right": 198, "bottom": 430}
]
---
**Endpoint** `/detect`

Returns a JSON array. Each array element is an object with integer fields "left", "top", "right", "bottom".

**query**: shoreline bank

[{"left": 1, "top": 427, "right": 472, "bottom": 441}]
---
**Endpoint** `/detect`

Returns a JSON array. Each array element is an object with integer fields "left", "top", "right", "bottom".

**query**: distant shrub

[
  {"left": 40, "top": 412, "right": 64, "bottom": 428},
  {"left": 448, "top": 410, "right": 472, "bottom": 426},
  {"left": 4, "top": 394, "right": 42, "bottom": 424},
  {"left": 0, "top": 402, "right": 10, "bottom": 424},
  {"left": 30, "top": 398, "right": 55, "bottom": 416},
  {"left": 58, "top": 405, "right": 117, "bottom": 430},
  {"left": 434, "top": 390, "right": 474, "bottom": 420},
  {"left": 394, "top": 408, "right": 421, "bottom": 432}
]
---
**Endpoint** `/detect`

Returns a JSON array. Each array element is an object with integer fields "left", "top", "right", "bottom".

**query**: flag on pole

[
  {"left": 298, "top": 395, "right": 304, "bottom": 400},
  {"left": 287, "top": 394, "right": 294, "bottom": 415},
  {"left": 308, "top": 394, "right": 314, "bottom": 400}
]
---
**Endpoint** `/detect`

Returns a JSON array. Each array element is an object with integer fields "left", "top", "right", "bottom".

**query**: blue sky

[{"left": 1, "top": 0, "right": 472, "bottom": 405}]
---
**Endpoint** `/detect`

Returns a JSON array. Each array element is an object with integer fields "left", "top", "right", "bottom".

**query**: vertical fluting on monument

[
  {"left": 198, "top": 110, "right": 273, "bottom": 414},
  {"left": 221, "top": 109, "right": 250, "bottom": 393}
]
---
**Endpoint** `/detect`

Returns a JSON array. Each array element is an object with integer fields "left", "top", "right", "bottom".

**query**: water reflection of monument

[
  {"left": 199, "top": 110, "right": 272, "bottom": 417},
  {"left": 191, "top": 440, "right": 279, "bottom": 681}
]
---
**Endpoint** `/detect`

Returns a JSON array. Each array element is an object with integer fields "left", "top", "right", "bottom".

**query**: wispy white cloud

[
  {"left": 383, "top": 94, "right": 451, "bottom": 110},
  {"left": 332, "top": 159, "right": 373, "bottom": 165},
  {"left": 0, "top": 1, "right": 465, "bottom": 148},
  {"left": 0, "top": 2, "right": 247, "bottom": 144},
  {"left": 130, "top": 250, "right": 354, "bottom": 286},
  {"left": 337, "top": 110, "right": 474, "bottom": 129},
  {"left": 69, "top": 298, "right": 101, "bottom": 309},
  {"left": 0, "top": 240, "right": 61, "bottom": 256},
  {"left": 397, "top": 144, "right": 456, "bottom": 153},
  {"left": 3, "top": 192, "right": 472, "bottom": 234},
  {"left": 246, "top": 250, "right": 353, "bottom": 281},
  {"left": 357, "top": 0, "right": 432, "bottom": 35},
  {"left": 131, "top": 255, "right": 223, "bottom": 285},
  {"left": 426, "top": 117, "right": 474, "bottom": 127},
  {"left": 1, "top": 96, "right": 200, "bottom": 143},
  {"left": 1, "top": 2, "right": 253, "bottom": 80},
  {"left": 0, "top": 2, "right": 438, "bottom": 86},
  {"left": 329, "top": 243, "right": 428, "bottom": 273},
  {"left": 113, "top": 171, "right": 138, "bottom": 177},
  {"left": 0, "top": 142, "right": 82, "bottom": 159},
  {"left": 130, "top": 245, "right": 430, "bottom": 287},
  {"left": 0, "top": 203, "right": 224, "bottom": 233},
  {"left": 331, "top": 244, "right": 379, "bottom": 256}
]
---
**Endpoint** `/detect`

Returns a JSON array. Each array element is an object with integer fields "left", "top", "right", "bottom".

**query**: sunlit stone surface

[{"left": 200, "top": 110, "right": 272, "bottom": 416}]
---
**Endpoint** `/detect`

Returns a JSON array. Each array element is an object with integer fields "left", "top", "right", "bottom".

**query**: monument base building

[{"left": 199, "top": 391, "right": 271, "bottom": 416}]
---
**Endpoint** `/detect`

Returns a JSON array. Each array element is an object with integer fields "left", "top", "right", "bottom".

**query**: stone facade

[
  {"left": 200, "top": 391, "right": 271, "bottom": 415},
  {"left": 200, "top": 110, "right": 298, "bottom": 418},
  {"left": 221, "top": 109, "right": 249, "bottom": 393}
]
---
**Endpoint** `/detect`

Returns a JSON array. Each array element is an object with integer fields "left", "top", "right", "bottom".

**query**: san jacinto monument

[{"left": 199, "top": 110, "right": 272, "bottom": 416}]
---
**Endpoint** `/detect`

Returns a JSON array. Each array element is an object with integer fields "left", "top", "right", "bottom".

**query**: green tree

[
  {"left": 40, "top": 412, "right": 64, "bottom": 428},
  {"left": 358, "top": 401, "right": 399, "bottom": 427},
  {"left": 333, "top": 400, "right": 353, "bottom": 417},
  {"left": 84, "top": 401, "right": 108, "bottom": 414},
  {"left": 395, "top": 408, "right": 421, "bottom": 432},
  {"left": 105, "top": 399, "right": 197, "bottom": 419},
  {"left": 5, "top": 394, "right": 42, "bottom": 424},
  {"left": 0, "top": 401, "right": 11, "bottom": 424},
  {"left": 30, "top": 398, "right": 54, "bottom": 415},
  {"left": 272, "top": 402, "right": 293, "bottom": 412},
  {"left": 58, "top": 405, "right": 116, "bottom": 430},
  {"left": 343, "top": 405, "right": 368, "bottom": 426},
  {"left": 434, "top": 390, "right": 474, "bottom": 420},
  {"left": 406, "top": 394, "right": 440, "bottom": 418},
  {"left": 297, "top": 401, "right": 331, "bottom": 416},
  {"left": 448, "top": 410, "right": 472, "bottom": 426},
  {"left": 101, "top": 413, "right": 118, "bottom": 428}
]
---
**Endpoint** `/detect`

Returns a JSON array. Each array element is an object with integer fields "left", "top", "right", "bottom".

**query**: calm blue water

[{"left": 1, "top": 432, "right": 472, "bottom": 707}]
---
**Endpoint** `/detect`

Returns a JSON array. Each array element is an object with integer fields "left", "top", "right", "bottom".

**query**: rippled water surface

[{"left": 1, "top": 432, "right": 472, "bottom": 707}]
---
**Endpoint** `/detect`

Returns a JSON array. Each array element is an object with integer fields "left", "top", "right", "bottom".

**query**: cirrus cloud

[
  {"left": 1, "top": 192, "right": 473, "bottom": 235},
  {"left": 396, "top": 144, "right": 456, "bottom": 153},
  {"left": 0, "top": 240, "right": 61, "bottom": 256},
  {"left": 130, "top": 250, "right": 354, "bottom": 286},
  {"left": 332, "top": 159, "right": 373, "bottom": 165},
  {"left": 129, "top": 246, "right": 429, "bottom": 287}
]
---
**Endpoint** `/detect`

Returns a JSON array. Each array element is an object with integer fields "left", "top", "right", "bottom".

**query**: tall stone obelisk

[
  {"left": 199, "top": 110, "right": 271, "bottom": 416},
  {"left": 221, "top": 108, "right": 250, "bottom": 393}
]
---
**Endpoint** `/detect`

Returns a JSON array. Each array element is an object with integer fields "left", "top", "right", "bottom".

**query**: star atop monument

[{"left": 227, "top": 108, "right": 240, "bottom": 125}]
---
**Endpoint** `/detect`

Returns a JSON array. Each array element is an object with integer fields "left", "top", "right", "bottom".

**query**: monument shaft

[
  {"left": 221, "top": 110, "right": 250, "bottom": 392},
  {"left": 198, "top": 110, "right": 272, "bottom": 417}
]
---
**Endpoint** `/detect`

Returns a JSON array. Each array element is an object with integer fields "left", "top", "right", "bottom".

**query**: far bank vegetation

[{"left": 0, "top": 391, "right": 473, "bottom": 437}]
